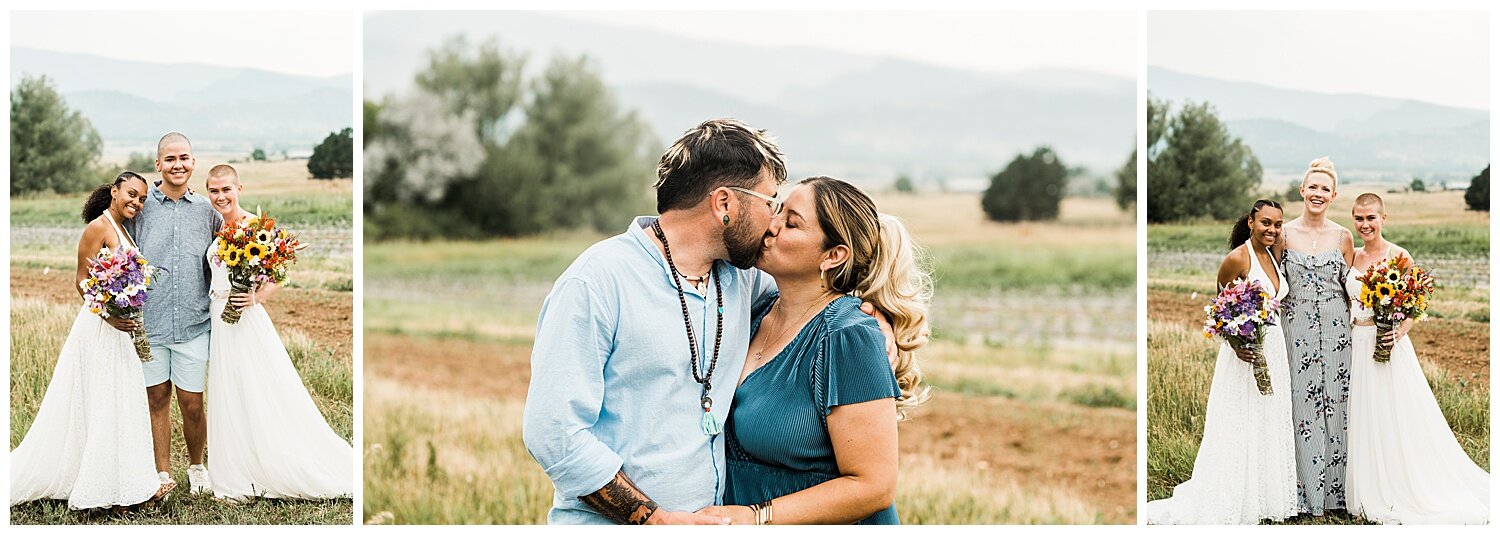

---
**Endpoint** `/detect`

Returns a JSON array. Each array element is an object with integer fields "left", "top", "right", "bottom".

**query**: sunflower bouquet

[
  {"left": 213, "top": 210, "right": 303, "bottom": 324},
  {"left": 1355, "top": 253, "right": 1436, "bottom": 362},
  {"left": 1203, "top": 277, "right": 1281, "bottom": 395},
  {"left": 80, "top": 245, "right": 163, "bottom": 362}
]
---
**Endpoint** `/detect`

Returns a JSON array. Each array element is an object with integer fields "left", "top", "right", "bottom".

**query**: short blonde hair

[
  {"left": 207, "top": 164, "right": 240, "bottom": 184},
  {"left": 1353, "top": 192, "right": 1384, "bottom": 213}
]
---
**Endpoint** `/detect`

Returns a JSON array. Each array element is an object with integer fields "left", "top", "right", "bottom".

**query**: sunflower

[
  {"left": 255, "top": 229, "right": 275, "bottom": 243},
  {"left": 223, "top": 247, "right": 242, "bottom": 267},
  {"left": 246, "top": 242, "right": 268, "bottom": 258},
  {"left": 1375, "top": 283, "right": 1396, "bottom": 304}
]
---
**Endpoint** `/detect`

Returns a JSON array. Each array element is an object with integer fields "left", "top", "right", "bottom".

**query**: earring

[
  {"left": 723, "top": 215, "right": 730, "bottom": 226},
  {"left": 820, "top": 269, "right": 826, "bottom": 290}
]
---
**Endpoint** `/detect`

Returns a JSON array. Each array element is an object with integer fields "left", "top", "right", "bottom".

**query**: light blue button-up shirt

[
  {"left": 124, "top": 182, "right": 222, "bottom": 344},
  {"left": 522, "top": 216, "right": 775, "bottom": 524}
]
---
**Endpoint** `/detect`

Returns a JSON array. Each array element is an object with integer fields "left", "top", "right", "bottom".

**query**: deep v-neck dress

[{"left": 723, "top": 295, "right": 902, "bottom": 524}]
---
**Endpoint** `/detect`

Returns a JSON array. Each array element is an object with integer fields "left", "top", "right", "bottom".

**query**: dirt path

[
  {"left": 11, "top": 265, "right": 352, "bottom": 360},
  {"left": 1148, "top": 288, "right": 1489, "bottom": 382},
  {"left": 365, "top": 331, "right": 1138, "bottom": 523}
]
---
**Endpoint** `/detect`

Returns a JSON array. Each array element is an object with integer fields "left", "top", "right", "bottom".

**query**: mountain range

[
  {"left": 1148, "top": 66, "right": 1488, "bottom": 178},
  {"left": 11, "top": 47, "right": 353, "bottom": 155},
  {"left": 363, "top": 11, "right": 1137, "bottom": 187}
]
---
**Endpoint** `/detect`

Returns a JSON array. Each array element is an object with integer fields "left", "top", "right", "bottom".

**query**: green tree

[
  {"left": 1114, "top": 148, "right": 1136, "bottom": 211},
  {"left": 363, "top": 100, "right": 381, "bottom": 147},
  {"left": 982, "top": 146, "right": 1068, "bottom": 222},
  {"left": 11, "top": 75, "right": 102, "bottom": 194},
  {"left": 1465, "top": 165, "right": 1488, "bottom": 211},
  {"left": 251, "top": 148, "right": 267, "bottom": 162},
  {"left": 1409, "top": 177, "right": 1426, "bottom": 192},
  {"left": 1146, "top": 98, "right": 1261, "bottom": 223},
  {"left": 415, "top": 35, "right": 526, "bottom": 143},
  {"left": 893, "top": 174, "right": 915, "bottom": 194},
  {"left": 1284, "top": 178, "right": 1302, "bottom": 203},
  {"left": 461, "top": 55, "right": 654, "bottom": 236},
  {"left": 308, "top": 127, "right": 354, "bottom": 179}
]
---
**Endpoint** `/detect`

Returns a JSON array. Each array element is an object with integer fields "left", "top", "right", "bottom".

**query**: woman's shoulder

[{"left": 822, "top": 296, "right": 879, "bottom": 334}]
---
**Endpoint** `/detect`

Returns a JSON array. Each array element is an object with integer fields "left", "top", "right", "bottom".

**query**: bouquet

[
  {"left": 80, "top": 245, "right": 162, "bottom": 362},
  {"left": 213, "top": 209, "right": 303, "bottom": 324},
  {"left": 1355, "top": 253, "right": 1436, "bottom": 362},
  {"left": 1203, "top": 278, "right": 1281, "bottom": 395}
]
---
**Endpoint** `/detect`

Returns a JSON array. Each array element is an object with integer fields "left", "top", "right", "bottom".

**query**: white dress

[
  {"left": 10, "top": 213, "right": 160, "bottom": 509},
  {"left": 1148, "top": 246, "right": 1299, "bottom": 524},
  {"left": 1345, "top": 268, "right": 1490, "bottom": 524},
  {"left": 205, "top": 237, "right": 353, "bottom": 500}
]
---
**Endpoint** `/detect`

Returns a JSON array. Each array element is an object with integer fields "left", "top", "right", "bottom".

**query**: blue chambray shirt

[
  {"left": 522, "top": 216, "right": 776, "bottom": 524},
  {"left": 124, "top": 182, "right": 223, "bottom": 344}
]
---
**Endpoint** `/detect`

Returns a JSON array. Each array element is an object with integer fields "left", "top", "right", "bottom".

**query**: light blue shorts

[{"left": 142, "top": 331, "right": 211, "bottom": 393}]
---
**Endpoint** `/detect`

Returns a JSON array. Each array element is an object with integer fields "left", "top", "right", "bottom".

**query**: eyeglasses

[{"left": 727, "top": 187, "right": 783, "bottom": 215}]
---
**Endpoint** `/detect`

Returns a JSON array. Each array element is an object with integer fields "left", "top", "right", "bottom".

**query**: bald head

[
  {"left": 157, "top": 132, "right": 192, "bottom": 159},
  {"left": 1353, "top": 192, "right": 1385, "bottom": 214},
  {"left": 208, "top": 164, "right": 240, "bottom": 185}
]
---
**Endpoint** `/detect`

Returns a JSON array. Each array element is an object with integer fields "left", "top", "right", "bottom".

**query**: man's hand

[
  {"left": 696, "top": 505, "right": 752, "bottom": 525},
  {"left": 104, "top": 315, "right": 139, "bottom": 333},
  {"left": 860, "top": 302, "right": 898, "bottom": 369}
]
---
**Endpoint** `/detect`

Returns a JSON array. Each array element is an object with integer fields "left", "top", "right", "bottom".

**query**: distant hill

[
  {"left": 1148, "top": 66, "right": 1487, "bottom": 176},
  {"left": 363, "top": 11, "right": 1136, "bottom": 186},
  {"left": 11, "top": 47, "right": 352, "bottom": 154}
]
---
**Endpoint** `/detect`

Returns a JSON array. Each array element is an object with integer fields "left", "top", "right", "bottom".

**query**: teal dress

[{"left": 723, "top": 295, "right": 903, "bottom": 524}]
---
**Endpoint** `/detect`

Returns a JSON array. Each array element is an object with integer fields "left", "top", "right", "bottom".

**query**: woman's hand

[
  {"left": 104, "top": 315, "right": 140, "bottom": 333},
  {"left": 1383, "top": 318, "right": 1415, "bottom": 344},
  {"left": 229, "top": 291, "right": 257, "bottom": 311},
  {"left": 696, "top": 505, "right": 754, "bottom": 525},
  {"left": 1232, "top": 345, "right": 1256, "bottom": 363}
]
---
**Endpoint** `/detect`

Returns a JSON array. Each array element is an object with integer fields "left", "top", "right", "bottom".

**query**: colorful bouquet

[
  {"left": 1356, "top": 253, "right": 1436, "bottom": 362},
  {"left": 1203, "top": 278, "right": 1281, "bottom": 395},
  {"left": 80, "top": 245, "right": 162, "bottom": 362},
  {"left": 213, "top": 210, "right": 303, "bottom": 324}
]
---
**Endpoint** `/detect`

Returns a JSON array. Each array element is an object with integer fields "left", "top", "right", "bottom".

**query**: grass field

[
  {"left": 1145, "top": 190, "right": 1489, "bottom": 525},
  {"left": 9, "top": 159, "right": 354, "bottom": 525},
  {"left": 363, "top": 194, "right": 1138, "bottom": 524}
]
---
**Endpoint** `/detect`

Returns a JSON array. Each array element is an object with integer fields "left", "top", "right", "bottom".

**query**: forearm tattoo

[{"left": 579, "top": 470, "right": 659, "bottom": 525}]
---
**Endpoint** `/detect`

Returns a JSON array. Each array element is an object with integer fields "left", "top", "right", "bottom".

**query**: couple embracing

[
  {"left": 11, "top": 133, "right": 352, "bottom": 510},
  {"left": 523, "top": 118, "right": 931, "bottom": 524},
  {"left": 1149, "top": 157, "right": 1490, "bottom": 525}
]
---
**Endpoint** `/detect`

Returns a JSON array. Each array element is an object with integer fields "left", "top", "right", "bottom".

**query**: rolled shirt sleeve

[{"left": 522, "top": 277, "right": 625, "bottom": 499}]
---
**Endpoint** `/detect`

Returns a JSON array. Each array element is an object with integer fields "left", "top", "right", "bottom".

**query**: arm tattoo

[{"left": 579, "top": 470, "right": 659, "bottom": 525}]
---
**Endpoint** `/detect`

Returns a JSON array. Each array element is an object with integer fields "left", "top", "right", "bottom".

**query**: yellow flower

[
  {"left": 224, "top": 248, "right": 241, "bottom": 267},
  {"left": 246, "top": 243, "right": 268, "bottom": 258}
]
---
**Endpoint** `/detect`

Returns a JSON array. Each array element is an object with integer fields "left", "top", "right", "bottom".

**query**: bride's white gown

[
  {"left": 1345, "top": 270, "right": 1489, "bottom": 524},
  {"left": 11, "top": 213, "right": 159, "bottom": 509},
  {"left": 205, "top": 237, "right": 352, "bottom": 500},
  {"left": 1148, "top": 247, "right": 1298, "bottom": 524}
]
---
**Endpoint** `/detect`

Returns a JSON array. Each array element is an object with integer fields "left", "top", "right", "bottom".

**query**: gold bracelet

[
  {"left": 748, "top": 502, "right": 762, "bottom": 525},
  {"left": 760, "top": 499, "right": 774, "bottom": 525}
]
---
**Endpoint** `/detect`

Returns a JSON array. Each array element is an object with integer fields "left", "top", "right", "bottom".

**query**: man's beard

[{"left": 723, "top": 205, "right": 764, "bottom": 270}]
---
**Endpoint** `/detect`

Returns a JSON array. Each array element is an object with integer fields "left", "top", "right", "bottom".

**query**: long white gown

[
  {"left": 10, "top": 213, "right": 160, "bottom": 509},
  {"left": 1148, "top": 246, "right": 1299, "bottom": 524},
  {"left": 1345, "top": 269, "right": 1490, "bottom": 524},
  {"left": 205, "top": 237, "right": 353, "bottom": 500}
]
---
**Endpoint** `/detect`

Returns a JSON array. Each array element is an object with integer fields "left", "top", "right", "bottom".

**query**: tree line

[{"left": 10, "top": 75, "right": 351, "bottom": 196}]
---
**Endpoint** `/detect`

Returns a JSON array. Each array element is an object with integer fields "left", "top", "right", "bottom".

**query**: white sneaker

[{"left": 188, "top": 464, "right": 213, "bottom": 494}]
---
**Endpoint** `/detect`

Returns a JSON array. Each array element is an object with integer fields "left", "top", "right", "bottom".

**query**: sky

[
  {"left": 558, "top": 10, "right": 1138, "bottom": 78},
  {"left": 1150, "top": 11, "right": 1489, "bottom": 110},
  {"left": 10, "top": 11, "right": 355, "bottom": 77}
]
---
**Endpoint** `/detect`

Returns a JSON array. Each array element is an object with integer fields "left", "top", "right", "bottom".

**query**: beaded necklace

[{"left": 651, "top": 220, "right": 724, "bottom": 436}]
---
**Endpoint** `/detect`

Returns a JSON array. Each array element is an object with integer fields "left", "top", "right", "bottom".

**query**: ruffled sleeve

[{"left": 817, "top": 320, "right": 901, "bottom": 416}]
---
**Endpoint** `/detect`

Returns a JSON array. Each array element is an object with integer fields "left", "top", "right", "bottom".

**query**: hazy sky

[
  {"left": 558, "top": 10, "right": 1137, "bottom": 78},
  {"left": 1150, "top": 11, "right": 1488, "bottom": 109},
  {"left": 11, "top": 11, "right": 354, "bottom": 77}
]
